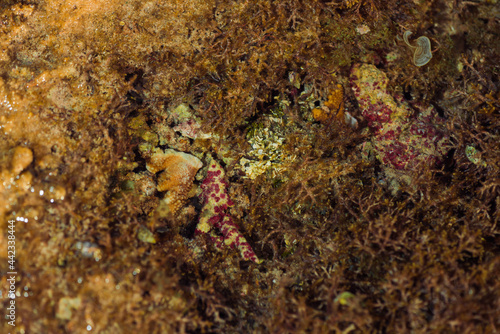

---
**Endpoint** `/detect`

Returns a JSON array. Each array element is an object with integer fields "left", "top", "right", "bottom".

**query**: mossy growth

[{"left": 0, "top": 0, "right": 499, "bottom": 333}]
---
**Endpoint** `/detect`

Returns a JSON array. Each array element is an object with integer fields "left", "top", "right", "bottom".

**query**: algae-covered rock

[
  {"left": 350, "top": 63, "right": 449, "bottom": 171},
  {"left": 56, "top": 296, "right": 82, "bottom": 320}
]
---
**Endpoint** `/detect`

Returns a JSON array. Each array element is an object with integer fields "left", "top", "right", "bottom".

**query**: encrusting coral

[
  {"left": 146, "top": 149, "right": 203, "bottom": 214},
  {"left": 350, "top": 63, "right": 449, "bottom": 171},
  {"left": 196, "top": 157, "right": 261, "bottom": 263}
]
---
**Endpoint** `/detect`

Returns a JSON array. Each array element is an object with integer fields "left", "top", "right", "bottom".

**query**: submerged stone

[{"left": 350, "top": 63, "right": 449, "bottom": 171}]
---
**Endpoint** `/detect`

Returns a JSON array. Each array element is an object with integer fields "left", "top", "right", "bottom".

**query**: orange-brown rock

[
  {"left": 312, "top": 84, "right": 345, "bottom": 123},
  {"left": 146, "top": 149, "right": 203, "bottom": 214},
  {"left": 11, "top": 146, "right": 33, "bottom": 175}
]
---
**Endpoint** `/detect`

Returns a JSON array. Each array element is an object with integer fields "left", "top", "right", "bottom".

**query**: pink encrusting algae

[
  {"left": 196, "top": 157, "right": 261, "bottom": 263},
  {"left": 349, "top": 63, "right": 449, "bottom": 170}
]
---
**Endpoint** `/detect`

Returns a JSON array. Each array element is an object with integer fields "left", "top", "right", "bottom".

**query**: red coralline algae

[
  {"left": 349, "top": 63, "right": 449, "bottom": 170},
  {"left": 196, "top": 157, "right": 261, "bottom": 263}
]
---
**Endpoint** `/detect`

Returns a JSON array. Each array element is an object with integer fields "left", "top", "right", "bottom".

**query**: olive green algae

[{"left": 0, "top": 0, "right": 499, "bottom": 333}]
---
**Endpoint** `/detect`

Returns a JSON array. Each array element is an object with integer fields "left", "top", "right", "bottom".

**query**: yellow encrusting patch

[{"left": 312, "top": 84, "right": 345, "bottom": 123}]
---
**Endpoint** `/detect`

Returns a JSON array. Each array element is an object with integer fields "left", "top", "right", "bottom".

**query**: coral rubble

[
  {"left": 197, "top": 157, "right": 260, "bottom": 263},
  {"left": 238, "top": 113, "right": 296, "bottom": 180}
]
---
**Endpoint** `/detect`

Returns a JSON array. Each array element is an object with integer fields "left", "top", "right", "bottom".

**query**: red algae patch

[
  {"left": 350, "top": 63, "right": 449, "bottom": 171},
  {"left": 196, "top": 157, "right": 261, "bottom": 263}
]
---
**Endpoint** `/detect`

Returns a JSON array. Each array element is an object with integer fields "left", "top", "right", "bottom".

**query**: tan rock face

[
  {"left": 11, "top": 146, "right": 33, "bottom": 175},
  {"left": 0, "top": 146, "right": 34, "bottom": 224}
]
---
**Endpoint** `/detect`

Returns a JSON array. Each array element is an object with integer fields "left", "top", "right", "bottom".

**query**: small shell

[
  {"left": 137, "top": 225, "right": 156, "bottom": 244},
  {"left": 465, "top": 146, "right": 487, "bottom": 167},
  {"left": 403, "top": 31, "right": 432, "bottom": 67}
]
